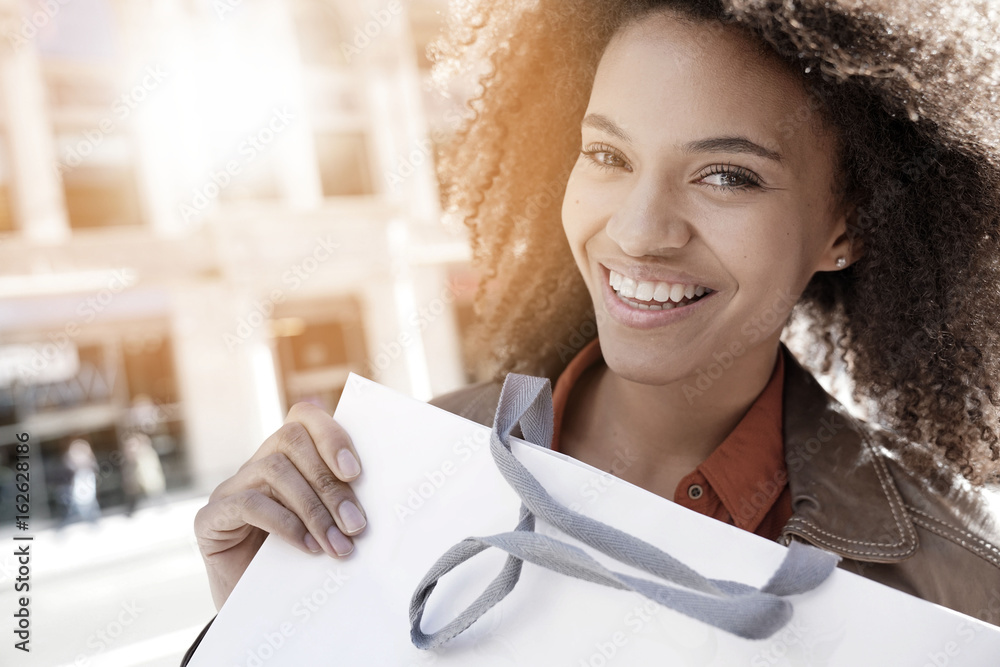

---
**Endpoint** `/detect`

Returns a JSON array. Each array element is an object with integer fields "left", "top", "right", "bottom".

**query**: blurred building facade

[{"left": 0, "top": 0, "right": 480, "bottom": 522}]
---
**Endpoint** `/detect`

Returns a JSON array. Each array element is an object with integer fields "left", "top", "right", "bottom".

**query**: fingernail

[
  {"left": 338, "top": 500, "right": 367, "bottom": 535},
  {"left": 304, "top": 533, "right": 322, "bottom": 553},
  {"left": 337, "top": 449, "right": 361, "bottom": 478},
  {"left": 326, "top": 526, "right": 354, "bottom": 557}
]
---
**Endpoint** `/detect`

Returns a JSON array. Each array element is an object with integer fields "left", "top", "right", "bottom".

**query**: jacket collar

[{"left": 778, "top": 342, "right": 919, "bottom": 561}]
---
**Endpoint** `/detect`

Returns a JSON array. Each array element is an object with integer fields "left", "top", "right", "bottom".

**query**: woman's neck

[{"left": 560, "top": 341, "right": 781, "bottom": 496}]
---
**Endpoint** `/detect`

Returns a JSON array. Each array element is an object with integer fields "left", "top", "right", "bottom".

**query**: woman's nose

[{"left": 604, "top": 179, "right": 693, "bottom": 257}]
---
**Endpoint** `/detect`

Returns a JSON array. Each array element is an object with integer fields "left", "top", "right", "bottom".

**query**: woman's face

[{"left": 562, "top": 12, "right": 853, "bottom": 385}]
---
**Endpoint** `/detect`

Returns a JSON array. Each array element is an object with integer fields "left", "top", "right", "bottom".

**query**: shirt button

[{"left": 687, "top": 484, "right": 703, "bottom": 500}]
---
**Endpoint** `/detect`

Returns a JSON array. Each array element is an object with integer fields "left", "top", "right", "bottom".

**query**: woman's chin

[{"left": 598, "top": 343, "right": 696, "bottom": 387}]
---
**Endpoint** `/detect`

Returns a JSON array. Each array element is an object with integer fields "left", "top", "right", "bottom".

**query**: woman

[{"left": 184, "top": 0, "right": 1000, "bottom": 660}]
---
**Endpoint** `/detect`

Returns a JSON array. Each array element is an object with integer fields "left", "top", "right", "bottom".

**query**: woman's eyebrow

[
  {"left": 581, "top": 113, "right": 634, "bottom": 143},
  {"left": 682, "top": 136, "right": 784, "bottom": 164},
  {"left": 582, "top": 113, "right": 784, "bottom": 164}
]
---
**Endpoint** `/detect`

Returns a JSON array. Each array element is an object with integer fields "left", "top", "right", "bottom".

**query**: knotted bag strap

[{"left": 409, "top": 373, "right": 840, "bottom": 649}]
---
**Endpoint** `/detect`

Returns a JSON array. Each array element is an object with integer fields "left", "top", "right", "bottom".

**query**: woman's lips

[{"left": 600, "top": 265, "right": 718, "bottom": 329}]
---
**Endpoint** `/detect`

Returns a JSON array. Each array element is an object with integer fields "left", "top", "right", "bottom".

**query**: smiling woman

[
  {"left": 554, "top": 10, "right": 857, "bottom": 499},
  {"left": 425, "top": 0, "right": 1000, "bottom": 625},
  {"left": 183, "top": 1, "right": 1000, "bottom": 661}
]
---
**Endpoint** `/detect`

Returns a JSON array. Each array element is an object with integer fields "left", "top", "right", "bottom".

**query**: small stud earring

[{"left": 835, "top": 256, "right": 847, "bottom": 268}]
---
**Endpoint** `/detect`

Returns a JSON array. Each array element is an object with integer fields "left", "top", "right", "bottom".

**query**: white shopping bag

[{"left": 188, "top": 373, "right": 1000, "bottom": 666}]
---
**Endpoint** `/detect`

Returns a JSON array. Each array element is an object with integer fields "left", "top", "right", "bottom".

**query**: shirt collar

[
  {"left": 697, "top": 348, "right": 785, "bottom": 533},
  {"left": 550, "top": 337, "right": 788, "bottom": 533}
]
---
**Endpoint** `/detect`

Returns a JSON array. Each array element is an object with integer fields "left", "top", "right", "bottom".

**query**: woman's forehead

[{"left": 592, "top": 13, "right": 834, "bottom": 165}]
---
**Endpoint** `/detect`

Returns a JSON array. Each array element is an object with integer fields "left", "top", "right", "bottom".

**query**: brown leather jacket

[{"left": 427, "top": 343, "right": 1000, "bottom": 627}]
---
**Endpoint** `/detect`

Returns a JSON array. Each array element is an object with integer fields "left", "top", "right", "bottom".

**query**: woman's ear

[{"left": 823, "top": 201, "right": 863, "bottom": 271}]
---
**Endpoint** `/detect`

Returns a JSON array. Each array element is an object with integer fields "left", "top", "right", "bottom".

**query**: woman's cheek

[
  {"left": 562, "top": 176, "right": 601, "bottom": 241},
  {"left": 561, "top": 196, "right": 592, "bottom": 278},
  {"left": 560, "top": 170, "right": 583, "bottom": 235}
]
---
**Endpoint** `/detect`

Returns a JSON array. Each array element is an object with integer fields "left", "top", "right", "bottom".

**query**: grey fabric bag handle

[{"left": 409, "top": 373, "right": 840, "bottom": 649}]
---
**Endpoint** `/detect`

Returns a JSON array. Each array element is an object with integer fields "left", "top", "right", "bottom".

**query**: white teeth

[
  {"left": 608, "top": 269, "right": 711, "bottom": 306},
  {"left": 619, "top": 276, "right": 637, "bottom": 298},
  {"left": 634, "top": 281, "right": 654, "bottom": 301}
]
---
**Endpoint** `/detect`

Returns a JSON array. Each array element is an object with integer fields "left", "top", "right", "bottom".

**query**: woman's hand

[{"left": 194, "top": 402, "right": 366, "bottom": 610}]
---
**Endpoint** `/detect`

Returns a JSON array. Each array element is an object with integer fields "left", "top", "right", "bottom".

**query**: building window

[
  {"left": 315, "top": 132, "right": 373, "bottom": 197},
  {"left": 43, "top": 65, "right": 118, "bottom": 108},
  {"left": 273, "top": 299, "right": 368, "bottom": 414},
  {"left": 56, "top": 133, "right": 142, "bottom": 229},
  {"left": 0, "top": 326, "right": 186, "bottom": 523},
  {"left": 289, "top": 0, "right": 349, "bottom": 68},
  {"left": 217, "top": 156, "right": 283, "bottom": 203},
  {"left": 0, "top": 139, "right": 13, "bottom": 234}
]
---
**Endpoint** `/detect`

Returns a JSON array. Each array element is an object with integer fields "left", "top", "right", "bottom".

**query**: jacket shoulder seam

[
  {"left": 786, "top": 413, "right": 918, "bottom": 554},
  {"left": 781, "top": 520, "right": 915, "bottom": 558},
  {"left": 853, "top": 417, "right": 920, "bottom": 547},
  {"left": 905, "top": 504, "right": 1000, "bottom": 568}
]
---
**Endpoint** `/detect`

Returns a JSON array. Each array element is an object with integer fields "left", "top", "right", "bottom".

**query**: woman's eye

[
  {"left": 699, "top": 164, "right": 763, "bottom": 191},
  {"left": 580, "top": 145, "right": 631, "bottom": 172}
]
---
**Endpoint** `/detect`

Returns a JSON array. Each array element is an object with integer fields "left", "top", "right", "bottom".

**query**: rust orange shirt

[{"left": 550, "top": 337, "right": 793, "bottom": 541}]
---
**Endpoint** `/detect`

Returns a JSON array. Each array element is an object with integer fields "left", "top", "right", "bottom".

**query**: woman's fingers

[
  {"left": 257, "top": 452, "right": 359, "bottom": 556},
  {"left": 196, "top": 489, "right": 316, "bottom": 556},
  {"left": 200, "top": 402, "right": 367, "bottom": 565},
  {"left": 212, "top": 448, "right": 364, "bottom": 557},
  {"left": 194, "top": 404, "right": 368, "bottom": 610},
  {"left": 268, "top": 406, "right": 367, "bottom": 537},
  {"left": 211, "top": 407, "right": 367, "bottom": 548},
  {"left": 257, "top": 402, "right": 363, "bottom": 484}
]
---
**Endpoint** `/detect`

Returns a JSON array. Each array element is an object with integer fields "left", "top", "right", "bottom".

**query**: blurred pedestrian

[
  {"left": 121, "top": 430, "right": 166, "bottom": 516},
  {"left": 62, "top": 438, "right": 101, "bottom": 524},
  {"left": 128, "top": 393, "right": 161, "bottom": 435}
]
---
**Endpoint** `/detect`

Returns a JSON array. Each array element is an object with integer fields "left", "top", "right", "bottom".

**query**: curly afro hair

[{"left": 430, "top": 0, "right": 1000, "bottom": 484}]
